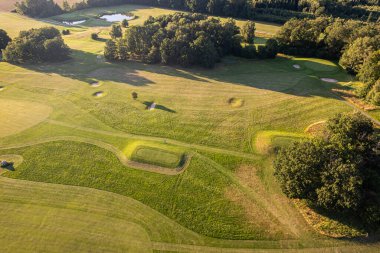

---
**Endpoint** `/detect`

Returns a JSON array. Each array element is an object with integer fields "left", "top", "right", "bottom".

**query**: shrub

[
  {"left": 110, "top": 24, "right": 122, "bottom": 39},
  {"left": 121, "top": 19, "right": 129, "bottom": 28},
  {"left": 91, "top": 33, "right": 98, "bottom": 40},
  {"left": 62, "top": 29, "right": 70, "bottom": 35},
  {"left": 241, "top": 21, "right": 255, "bottom": 44},
  {"left": 0, "top": 29, "right": 11, "bottom": 50}
]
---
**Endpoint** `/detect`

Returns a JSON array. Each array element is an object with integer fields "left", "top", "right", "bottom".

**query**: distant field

[{"left": 0, "top": 4, "right": 378, "bottom": 252}]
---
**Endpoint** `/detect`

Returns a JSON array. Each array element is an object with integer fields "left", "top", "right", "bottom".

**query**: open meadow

[{"left": 1, "top": 3, "right": 379, "bottom": 253}]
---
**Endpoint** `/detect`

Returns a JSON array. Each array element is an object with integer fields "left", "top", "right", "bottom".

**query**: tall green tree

[
  {"left": 241, "top": 21, "right": 256, "bottom": 44},
  {"left": 358, "top": 50, "right": 380, "bottom": 98},
  {"left": 104, "top": 39, "right": 117, "bottom": 60},
  {"left": 274, "top": 113, "right": 380, "bottom": 224},
  {"left": 0, "top": 29, "right": 11, "bottom": 50},
  {"left": 15, "top": 0, "right": 62, "bottom": 18},
  {"left": 339, "top": 36, "right": 380, "bottom": 74},
  {"left": 109, "top": 24, "right": 122, "bottom": 39}
]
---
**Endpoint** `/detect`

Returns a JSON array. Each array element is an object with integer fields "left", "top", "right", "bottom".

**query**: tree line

[
  {"left": 275, "top": 113, "right": 380, "bottom": 230},
  {"left": 15, "top": 0, "right": 379, "bottom": 23},
  {"left": 104, "top": 13, "right": 278, "bottom": 68},
  {"left": 1, "top": 27, "right": 70, "bottom": 63},
  {"left": 276, "top": 17, "right": 380, "bottom": 105}
]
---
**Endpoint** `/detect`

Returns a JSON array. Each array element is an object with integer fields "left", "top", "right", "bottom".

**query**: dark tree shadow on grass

[
  {"left": 11, "top": 48, "right": 350, "bottom": 100},
  {"left": 143, "top": 101, "right": 176, "bottom": 113},
  {"left": 1, "top": 163, "right": 15, "bottom": 171}
]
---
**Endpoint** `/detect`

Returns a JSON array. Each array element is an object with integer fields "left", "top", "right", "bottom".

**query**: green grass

[
  {"left": 0, "top": 4, "right": 376, "bottom": 252},
  {"left": 0, "top": 141, "right": 264, "bottom": 240},
  {"left": 0, "top": 99, "right": 52, "bottom": 138},
  {"left": 131, "top": 145, "right": 183, "bottom": 168}
]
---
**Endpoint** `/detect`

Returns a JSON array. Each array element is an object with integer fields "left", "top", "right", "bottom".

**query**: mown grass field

[
  {"left": 1, "top": 3, "right": 379, "bottom": 252},
  {"left": 130, "top": 145, "right": 184, "bottom": 168}
]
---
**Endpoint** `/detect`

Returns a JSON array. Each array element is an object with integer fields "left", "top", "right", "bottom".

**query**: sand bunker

[
  {"left": 62, "top": 20, "right": 86, "bottom": 26},
  {"left": 148, "top": 102, "right": 156, "bottom": 110},
  {"left": 89, "top": 81, "right": 101, "bottom": 87},
  {"left": 228, "top": 98, "right": 244, "bottom": 108},
  {"left": 293, "top": 64, "right": 301, "bottom": 69},
  {"left": 321, "top": 78, "right": 338, "bottom": 83},
  {"left": 93, "top": 91, "right": 105, "bottom": 98}
]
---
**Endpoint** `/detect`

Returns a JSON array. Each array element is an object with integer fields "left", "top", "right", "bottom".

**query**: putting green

[
  {"left": 294, "top": 58, "right": 339, "bottom": 72},
  {"left": 131, "top": 145, "right": 183, "bottom": 168},
  {"left": 0, "top": 99, "right": 52, "bottom": 138}
]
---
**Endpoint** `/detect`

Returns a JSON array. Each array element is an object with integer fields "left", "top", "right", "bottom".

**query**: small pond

[
  {"left": 100, "top": 13, "right": 134, "bottom": 22},
  {"left": 62, "top": 20, "right": 86, "bottom": 26}
]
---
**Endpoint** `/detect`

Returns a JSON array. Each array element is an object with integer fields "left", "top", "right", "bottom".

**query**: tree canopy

[
  {"left": 2, "top": 27, "right": 70, "bottom": 63},
  {"left": 241, "top": 21, "right": 255, "bottom": 44},
  {"left": 104, "top": 13, "right": 277, "bottom": 68},
  {"left": 62, "top": 0, "right": 379, "bottom": 24},
  {"left": 274, "top": 113, "right": 380, "bottom": 227},
  {"left": 15, "top": 0, "right": 62, "bottom": 18},
  {"left": 0, "top": 29, "right": 11, "bottom": 51},
  {"left": 276, "top": 17, "right": 380, "bottom": 105}
]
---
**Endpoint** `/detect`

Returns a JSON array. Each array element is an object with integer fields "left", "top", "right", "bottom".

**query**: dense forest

[
  {"left": 104, "top": 13, "right": 278, "bottom": 68},
  {"left": 276, "top": 17, "right": 380, "bottom": 105},
  {"left": 16, "top": 0, "right": 380, "bottom": 23}
]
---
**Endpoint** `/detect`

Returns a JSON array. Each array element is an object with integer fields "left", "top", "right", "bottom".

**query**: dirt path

[{"left": 328, "top": 91, "right": 380, "bottom": 126}]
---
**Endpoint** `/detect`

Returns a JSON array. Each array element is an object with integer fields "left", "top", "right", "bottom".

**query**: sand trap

[
  {"left": 93, "top": 91, "right": 105, "bottom": 98},
  {"left": 321, "top": 78, "right": 338, "bottom": 83},
  {"left": 62, "top": 20, "right": 86, "bottom": 26},
  {"left": 100, "top": 14, "right": 135, "bottom": 22},
  {"left": 89, "top": 81, "right": 101, "bottom": 87},
  {"left": 293, "top": 64, "right": 301, "bottom": 69},
  {"left": 228, "top": 98, "right": 244, "bottom": 108},
  {"left": 148, "top": 102, "right": 156, "bottom": 110}
]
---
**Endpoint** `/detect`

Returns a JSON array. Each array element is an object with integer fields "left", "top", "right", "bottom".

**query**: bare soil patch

[{"left": 321, "top": 78, "right": 338, "bottom": 83}]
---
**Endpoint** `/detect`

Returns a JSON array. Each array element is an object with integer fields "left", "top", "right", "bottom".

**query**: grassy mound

[
  {"left": 253, "top": 131, "right": 307, "bottom": 154},
  {"left": 131, "top": 145, "right": 183, "bottom": 168}
]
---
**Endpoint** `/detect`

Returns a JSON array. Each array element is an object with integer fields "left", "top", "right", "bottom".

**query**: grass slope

[
  {"left": 131, "top": 145, "right": 183, "bottom": 168},
  {"left": 0, "top": 141, "right": 265, "bottom": 240},
  {"left": 0, "top": 99, "right": 52, "bottom": 138},
  {"left": 0, "top": 4, "right": 378, "bottom": 251}
]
